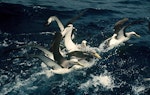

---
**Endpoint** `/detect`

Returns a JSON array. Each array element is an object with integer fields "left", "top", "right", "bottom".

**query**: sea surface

[{"left": 0, "top": 0, "right": 150, "bottom": 95}]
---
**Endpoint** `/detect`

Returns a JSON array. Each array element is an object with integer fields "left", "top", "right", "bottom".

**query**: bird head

[
  {"left": 81, "top": 40, "right": 87, "bottom": 48},
  {"left": 67, "top": 24, "right": 77, "bottom": 31},
  {"left": 128, "top": 31, "right": 141, "bottom": 38},
  {"left": 90, "top": 50, "right": 102, "bottom": 59},
  {"left": 70, "top": 58, "right": 84, "bottom": 67},
  {"left": 46, "top": 16, "right": 56, "bottom": 26}
]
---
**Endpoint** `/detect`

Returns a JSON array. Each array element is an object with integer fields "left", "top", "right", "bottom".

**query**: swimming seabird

[
  {"left": 46, "top": 16, "right": 76, "bottom": 55},
  {"left": 52, "top": 32, "right": 84, "bottom": 68},
  {"left": 63, "top": 24, "right": 101, "bottom": 59},
  {"left": 46, "top": 16, "right": 95, "bottom": 58},
  {"left": 46, "top": 16, "right": 76, "bottom": 37},
  {"left": 99, "top": 18, "right": 141, "bottom": 52},
  {"left": 12, "top": 32, "right": 84, "bottom": 70},
  {"left": 47, "top": 10, "right": 87, "bottom": 41}
]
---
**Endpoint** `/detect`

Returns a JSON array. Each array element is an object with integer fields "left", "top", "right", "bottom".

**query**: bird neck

[
  {"left": 64, "top": 28, "right": 77, "bottom": 52},
  {"left": 125, "top": 32, "right": 135, "bottom": 38},
  {"left": 53, "top": 16, "right": 64, "bottom": 32}
]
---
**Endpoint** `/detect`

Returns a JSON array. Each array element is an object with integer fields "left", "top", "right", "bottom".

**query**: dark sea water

[{"left": 0, "top": 0, "right": 150, "bottom": 95}]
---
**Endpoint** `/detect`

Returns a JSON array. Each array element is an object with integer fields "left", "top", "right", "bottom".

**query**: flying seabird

[{"left": 99, "top": 18, "right": 141, "bottom": 52}]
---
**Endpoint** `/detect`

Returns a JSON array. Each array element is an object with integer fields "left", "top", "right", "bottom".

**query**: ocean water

[{"left": 0, "top": 0, "right": 150, "bottom": 95}]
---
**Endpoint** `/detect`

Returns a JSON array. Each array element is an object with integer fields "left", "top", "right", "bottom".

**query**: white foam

[
  {"left": 79, "top": 72, "right": 114, "bottom": 91},
  {"left": 0, "top": 38, "right": 9, "bottom": 47},
  {"left": 132, "top": 86, "right": 146, "bottom": 95},
  {"left": 0, "top": 75, "right": 37, "bottom": 95}
]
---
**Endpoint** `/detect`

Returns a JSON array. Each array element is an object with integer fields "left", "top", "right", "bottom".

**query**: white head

[
  {"left": 81, "top": 40, "right": 87, "bottom": 48},
  {"left": 126, "top": 31, "right": 140, "bottom": 38},
  {"left": 47, "top": 16, "right": 56, "bottom": 25},
  {"left": 90, "top": 50, "right": 102, "bottom": 59},
  {"left": 67, "top": 24, "right": 77, "bottom": 30}
]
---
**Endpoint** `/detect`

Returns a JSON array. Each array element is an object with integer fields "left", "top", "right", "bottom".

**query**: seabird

[
  {"left": 46, "top": 16, "right": 76, "bottom": 37},
  {"left": 46, "top": 16, "right": 101, "bottom": 59},
  {"left": 52, "top": 32, "right": 84, "bottom": 68},
  {"left": 46, "top": 10, "right": 87, "bottom": 49},
  {"left": 46, "top": 16, "right": 76, "bottom": 55},
  {"left": 99, "top": 18, "right": 141, "bottom": 52},
  {"left": 12, "top": 32, "right": 84, "bottom": 70},
  {"left": 63, "top": 24, "right": 101, "bottom": 59}
]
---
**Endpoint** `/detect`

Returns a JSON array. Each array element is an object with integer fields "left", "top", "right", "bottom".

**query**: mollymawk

[
  {"left": 12, "top": 32, "right": 84, "bottom": 70},
  {"left": 51, "top": 32, "right": 85, "bottom": 68},
  {"left": 46, "top": 16, "right": 76, "bottom": 56},
  {"left": 46, "top": 16, "right": 85, "bottom": 51},
  {"left": 99, "top": 18, "right": 141, "bottom": 52},
  {"left": 46, "top": 16, "right": 77, "bottom": 38},
  {"left": 46, "top": 16, "right": 101, "bottom": 59},
  {"left": 63, "top": 24, "right": 102, "bottom": 59}
]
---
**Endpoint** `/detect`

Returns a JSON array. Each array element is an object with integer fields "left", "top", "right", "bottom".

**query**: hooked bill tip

[{"left": 94, "top": 53, "right": 102, "bottom": 59}]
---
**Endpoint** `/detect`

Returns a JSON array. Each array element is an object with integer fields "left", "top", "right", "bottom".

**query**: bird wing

[
  {"left": 114, "top": 18, "right": 129, "bottom": 39},
  {"left": 12, "top": 54, "right": 62, "bottom": 70},
  {"left": 123, "top": 19, "right": 146, "bottom": 32},
  {"left": 31, "top": 54, "right": 62, "bottom": 69}
]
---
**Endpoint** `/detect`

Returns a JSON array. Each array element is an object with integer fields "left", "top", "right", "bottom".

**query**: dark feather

[{"left": 114, "top": 18, "right": 129, "bottom": 34}]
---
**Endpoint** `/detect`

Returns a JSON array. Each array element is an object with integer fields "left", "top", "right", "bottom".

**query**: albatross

[
  {"left": 46, "top": 16, "right": 101, "bottom": 59},
  {"left": 12, "top": 32, "right": 84, "bottom": 72},
  {"left": 52, "top": 32, "right": 84, "bottom": 68},
  {"left": 63, "top": 24, "right": 102, "bottom": 59},
  {"left": 99, "top": 18, "right": 141, "bottom": 52},
  {"left": 46, "top": 16, "right": 76, "bottom": 55}
]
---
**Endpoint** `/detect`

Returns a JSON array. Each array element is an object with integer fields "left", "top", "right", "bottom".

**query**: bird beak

[
  {"left": 135, "top": 34, "right": 141, "bottom": 38},
  {"left": 93, "top": 52, "right": 102, "bottom": 59},
  {"left": 73, "top": 27, "right": 77, "bottom": 31},
  {"left": 77, "top": 62, "right": 84, "bottom": 67},
  {"left": 144, "top": 78, "right": 150, "bottom": 81}
]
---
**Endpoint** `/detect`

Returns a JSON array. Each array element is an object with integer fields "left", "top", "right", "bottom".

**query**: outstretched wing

[
  {"left": 12, "top": 54, "right": 62, "bottom": 69},
  {"left": 123, "top": 19, "right": 146, "bottom": 33},
  {"left": 114, "top": 18, "right": 129, "bottom": 39}
]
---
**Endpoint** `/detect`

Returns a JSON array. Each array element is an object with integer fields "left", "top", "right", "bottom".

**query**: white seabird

[
  {"left": 13, "top": 32, "right": 84, "bottom": 70},
  {"left": 63, "top": 24, "right": 101, "bottom": 59},
  {"left": 46, "top": 16, "right": 74, "bottom": 37},
  {"left": 99, "top": 18, "right": 141, "bottom": 52}
]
